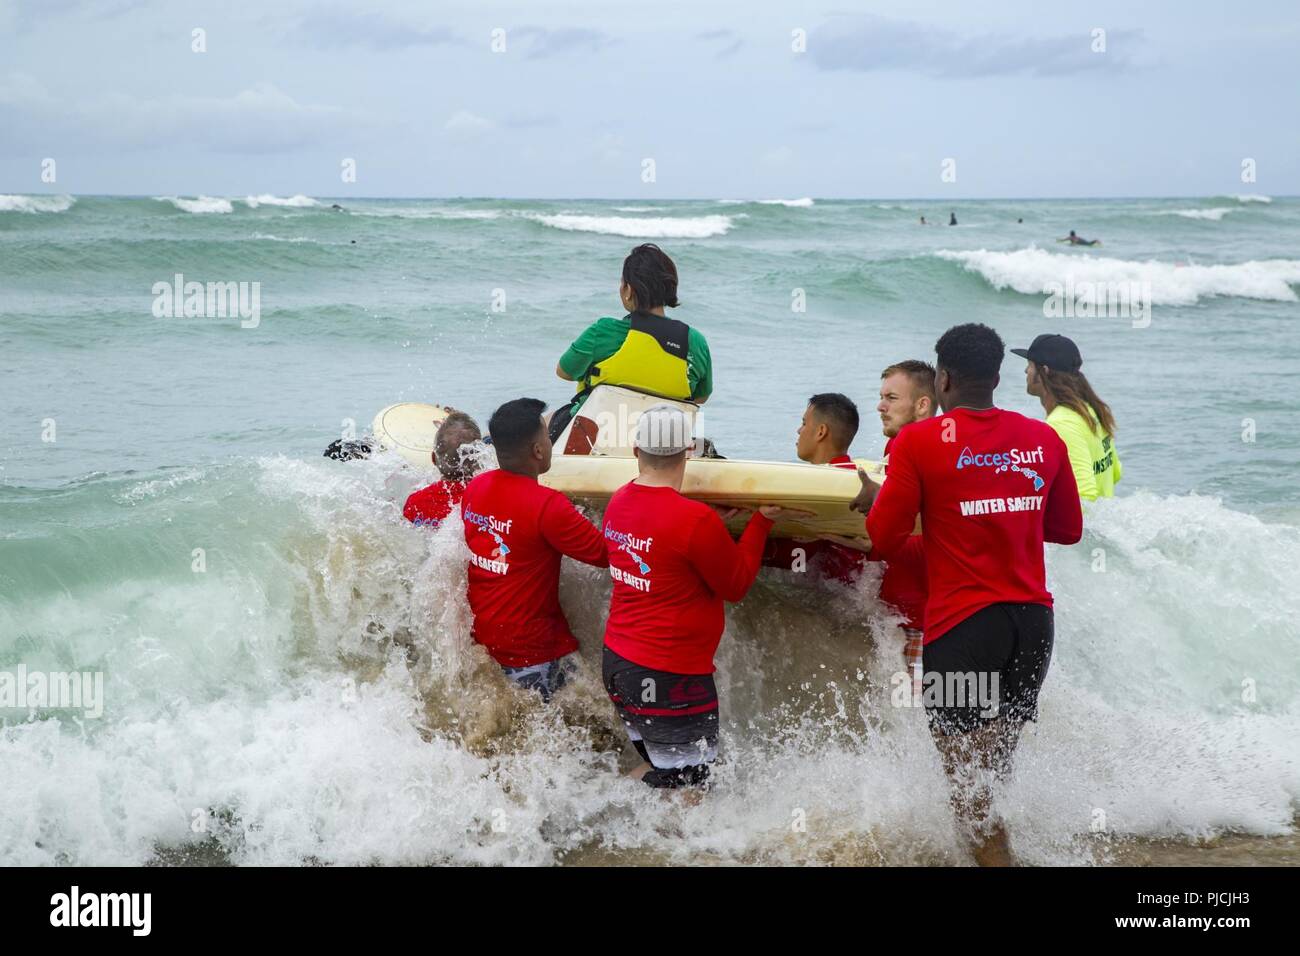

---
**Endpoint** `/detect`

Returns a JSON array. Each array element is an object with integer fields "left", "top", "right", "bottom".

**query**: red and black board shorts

[{"left": 601, "top": 646, "right": 719, "bottom": 789}]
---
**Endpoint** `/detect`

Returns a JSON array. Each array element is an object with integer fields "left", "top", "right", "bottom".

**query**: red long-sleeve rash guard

[
  {"left": 865, "top": 407, "right": 1083, "bottom": 644},
  {"left": 602, "top": 482, "right": 773, "bottom": 675},
  {"left": 461, "top": 468, "right": 608, "bottom": 667}
]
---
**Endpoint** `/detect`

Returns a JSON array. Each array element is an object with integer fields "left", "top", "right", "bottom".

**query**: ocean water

[{"left": 1, "top": 193, "right": 1298, "bottom": 865}]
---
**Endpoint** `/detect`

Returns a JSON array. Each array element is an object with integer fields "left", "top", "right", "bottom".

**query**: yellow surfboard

[{"left": 371, "top": 402, "right": 884, "bottom": 543}]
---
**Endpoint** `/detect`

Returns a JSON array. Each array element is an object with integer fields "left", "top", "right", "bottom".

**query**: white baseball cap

[{"left": 634, "top": 404, "right": 694, "bottom": 456}]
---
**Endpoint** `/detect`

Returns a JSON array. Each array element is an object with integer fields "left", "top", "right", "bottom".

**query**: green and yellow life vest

[{"left": 579, "top": 311, "right": 692, "bottom": 400}]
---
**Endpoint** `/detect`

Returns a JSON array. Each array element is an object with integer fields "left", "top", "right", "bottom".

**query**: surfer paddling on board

[
  {"left": 460, "top": 398, "right": 609, "bottom": 701},
  {"left": 1059, "top": 230, "right": 1100, "bottom": 246},
  {"left": 403, "top": 411, "right": 483, "bottom": 527},
  {"left": 848, "top": 324, "right": 1083, "bottom": 866},
  {"left": 600, "top": 404, "right": 791, "bottom": 792},
  {"left": 550, "top": 244, "right": 713, "bottom": 443}
]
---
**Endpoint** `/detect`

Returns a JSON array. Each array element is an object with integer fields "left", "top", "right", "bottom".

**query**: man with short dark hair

[
  {"left": 764, "top": 393, "right": 863, "bottom": 581},
  {"left": 850, "top": 323, "right": 1083, "bottom": 865},
  {"left": 403, "top": 411, "right": 483, "bottom": 528},
  {"left": 795, "top": 392, "right": 860, "bottom": 466},
  {"left": 460, "top": 398, "right": 608, "bottom": 700}
]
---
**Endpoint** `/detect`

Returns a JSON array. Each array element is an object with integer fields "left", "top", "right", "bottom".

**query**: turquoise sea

[{"left": 2, "top": 193, "right": 1298, "bottom": 864}]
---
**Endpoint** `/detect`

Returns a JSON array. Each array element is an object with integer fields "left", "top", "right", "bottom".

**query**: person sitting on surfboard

[
  {"left": 1060, "top": 230, "right": 1100, "bottom": 246},
  {"left": 600, "top": 404, "right": 786, "bottom": 790},
  {"left": 403, "top": 411, "right": 483, "bottom": 528},
  {"left": 549, "top": 243, "right": 713, "bottom": 443},
  {"left": 460, "top": 398, "right": 609, "bottom": 701},
  {"left": 763, "top": 393, "right": 864, "bottom": 582},
  {"left": 1012, "top": 334, "right": 1121, "bottom": 500}
]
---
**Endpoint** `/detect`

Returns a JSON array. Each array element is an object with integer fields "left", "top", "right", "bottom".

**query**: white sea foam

[
  {"left": 243, "top": 194, "right": 319, "bottom": 208},
  {"left": 1, "top": 460, "right": 1296, "bottom": 865},
  {"left": 350, "top": 206, "right": 503, "bottom": 220},
  {"left": 249, "top": 233, "right": 320, "bottom": 244},
  {"left": 0, "top": 194, "right": 75, "bottom": 214},
  {"left": 159, "top": 196, "right": 234, "bottom": 214},
  {"left": 937, "top": 247, "right": 1300, "bottom": 305},
  {"left": 1158, "top": 207, "right": 1234, "bottom": 221},
  {"left": 527, "top": 213, "right": 734, "bottom": 238},
  {"left": 717, "top": 197, "right": 814, "bottom": 207}
]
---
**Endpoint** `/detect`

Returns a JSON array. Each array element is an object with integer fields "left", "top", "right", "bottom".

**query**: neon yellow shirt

[{"left": 1046, "top": 403, "right": 1121, "bottom": 500}]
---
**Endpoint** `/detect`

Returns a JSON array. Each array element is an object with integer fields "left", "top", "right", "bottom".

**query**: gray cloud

[
  {"left": 0, "top": 73, "right": 372, "bottom": 156},
  {"left": 292, "top": 8, "right": 459, "bottom": 50},
  {"left": 808, "top": 15, "right": 1143, "bottom": 77},
  {"left": 510, "top": 27, "right": 616, "bottom": 59}
]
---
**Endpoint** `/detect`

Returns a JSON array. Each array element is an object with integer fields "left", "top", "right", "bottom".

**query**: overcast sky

[{"left": 2, "top": 0, "right": 1297, "bottom": 198}]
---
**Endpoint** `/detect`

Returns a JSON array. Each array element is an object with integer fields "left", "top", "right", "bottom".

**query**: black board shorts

[
  {"left": 602, "top": 646, "right": 718, "bottom": 788},
  {"left": 921, "top": 602, "right": 1054, "bottom": 735}
]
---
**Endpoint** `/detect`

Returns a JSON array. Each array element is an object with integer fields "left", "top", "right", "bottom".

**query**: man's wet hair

[
  {"left": 881, "top": 360, "right": 938, "bottom": 404},
  {"left": 808, "top": 392, "right": 860, "bottom": 448},
  {"left": 488, "top": 398, "right": 546, "bottom": 460},
  {"left": 435, "top": 412, "right": 482, "bottom": 478},
  {"left": 934, "top": 323, "right": 1005, "bottom": 388},
  {"left": 622, "top": 243, "right": 680, "bottom": 310}
]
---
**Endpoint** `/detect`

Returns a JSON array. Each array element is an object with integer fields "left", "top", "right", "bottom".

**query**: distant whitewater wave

[
  {"left": 250, "top": 233, "right": 321, "bottom": 244},
  {"left": 1157, "top": 207, "right": 1234, "bottom": 221},
  {"left": 243, "top": 194, "right": 318, "bottom": 209},
  {"left": 718, "top": 198, "right": 814, "bottom": 207},
  {"left": 0, "top": 194, "right": 75, "bottom": 214},
  {"left": 527, "top": 213, "right": 734, "bottom": 239},
  {"left": 349, "top": 206, "right": 503, "bottom": 221},
  {"left": 159, "top": 196, "right": 233, "bottom": 214},
  {"left": 936, "top": 247, "right": 1300, "bottom": 305}
]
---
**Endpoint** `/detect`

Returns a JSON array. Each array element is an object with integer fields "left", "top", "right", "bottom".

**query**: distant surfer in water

[
  {"left": 550, "top": 244, "right": 713, "bottom": 444},
  {"left": 1059, "top": 230, "right": 1099, "bottom": 246},
  {"left": 849, "top": 323, "right": 1083, "bottom": 866},
  {"left": 403, "top": 411, "right": 483, "bottom": 527}
]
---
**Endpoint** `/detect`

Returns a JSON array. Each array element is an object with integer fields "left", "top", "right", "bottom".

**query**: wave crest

[{"left": 936, "top": 247, "right": 1300, "bottom": 305}]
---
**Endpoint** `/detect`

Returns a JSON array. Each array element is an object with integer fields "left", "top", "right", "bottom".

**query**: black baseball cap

[{"left": 1010, "top": 334, "right": 1082, "bottom": 372}]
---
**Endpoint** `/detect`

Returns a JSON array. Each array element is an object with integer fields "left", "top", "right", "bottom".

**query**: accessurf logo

[{"left": 955, "top": 445, "right": 1046, "bottom": 491}]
